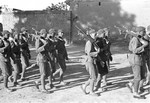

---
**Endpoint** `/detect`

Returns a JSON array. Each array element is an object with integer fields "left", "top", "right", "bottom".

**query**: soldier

[
  {"left": 94, "top": 29, "right": 108, "bottom": 92},
  {"left": 0, "top": 30, "right": 16, "bottom": 92},
  {"left": 33, "top": 29, "right": 52, "bottom": 93},
  {"left": 81, "top": 29, "right": 99, "bottom": 96},
  {"left": 127, "top": 26, "right": 147, "bottom": 99},
  {"left": 20, "top": 27, "right": 30, "bottom": 42},
  {"left": 103, "top": 28, "right": 113, "bottom": 68},
  {"left": 9, "top": 32, "right": 22, "bottom": 87},
  {"left": 19, "top": 27, "right": 31, "bottom": 81},
  {"left": 53, "top": 29, "right": 69, "bottom": 85},
  {"left": 143, "top": 25, "right": 150, "bottom": 85},
  {"left": 47, "top": 29, "right": 57, "bottom": 77},
  {"left": 45, "top": 28, "right": 56, "bottom": 88},
  {"left": 101, "top": 28, "right": 113, "bottom": 87}
]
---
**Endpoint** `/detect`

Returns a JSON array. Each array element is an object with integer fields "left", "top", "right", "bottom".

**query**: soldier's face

[
  {"left": 139, "top": 30, "right": 146, "bottom": 37},
  {"left": 23, "top": 31, "right": 27, "bottom": 34},
  {"left": 41, "top": 33, "right": 47, "bottom": 38},
  {"left": 48, "top": 33, "right": 54, "bottom": 38},
  {"left": 4, "top": 34, "right": 10, "bottom": 39},
  {"left": 14, "top": 34, "right": 19, "bottom": 39},
  {"left": 58, "top": 32, "right": 63, "bottom": 37}
]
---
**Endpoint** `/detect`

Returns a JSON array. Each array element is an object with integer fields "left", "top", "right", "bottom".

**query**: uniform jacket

[
  {"left": 0, "top": 38, "right": 15, "bottom": 62},
  {"left": 128, "top": 37, "right": 144, "bottom": 66},
  {"left": 35, "top": 37, "right": 50, "bottom": 63},
  {"left": 85, "top": 40, "right": 97, "bottom": 63},
  {"left": 55, "top": 37, "right": 68, "bottom": 60}
]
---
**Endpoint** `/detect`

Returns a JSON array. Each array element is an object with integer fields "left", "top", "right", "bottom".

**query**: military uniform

[
  {"left": 56, "top": 36, "right": 68, "bottom": 72},
  {"left": 85, "top": 40, "right": 97, "bottom": 80},
  {"left": 36, "top": 37, "right": 51, "bottom": 77},
  {"left": 47, "top": 29, "right": 57, "bottom": 74},
  {"left": 10, "top": 38, "right": 22, "bottom": 85},
  {"left": 128, "top": 36, "right": 146, "bottom": 93},
  {"left": 95, "top": 37, "right": 108, "bottom": 76},
  {"left": 19, "top": 34, "right": 30, "bottom": 80},
  {"left": 0, "top": 31, "right": 15, "bottom": 90},
  {"left": 144, "top": 26, "right": 150, "bottom": 85}
]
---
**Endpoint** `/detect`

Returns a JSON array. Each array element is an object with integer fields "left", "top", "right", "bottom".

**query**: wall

[{"left": 0, "top": 8, "right": 71, "bottom": 43}]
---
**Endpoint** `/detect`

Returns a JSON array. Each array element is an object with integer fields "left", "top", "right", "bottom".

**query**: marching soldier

[
  {"left": 9, "top": 32, "right": 22, "bottom": 87},
  {"left": 103, "top": 28, "right": 113, "bottom": 68},
  {"left": 0, "top": 30, "right": 16, "bottom": 92},
  {"left": 19, "top": 27, "right": 31, "bottom": 81},
  {"left": 53, "top": 29, "right": 69, "bottom": 85},
  {"left": 127, "top": 26, "right": 147, "bottom": 99},
  {"left": 94, "top": 29, "right": 108, "bottom": 92},
  {"left": 47, "top": 29, "right": 57, "bottom": 77},
  {"left": 102, "top": 28, "right": 113, "bottom": 87},
  {"left": 143, "top": 25, "right": 150, "bottom": 85},
  {"left": 34, "top": 29, "right": 52, "bottom": 93},
  {"left": 81, "top": 29, "right": 99, "bottom": 96}
]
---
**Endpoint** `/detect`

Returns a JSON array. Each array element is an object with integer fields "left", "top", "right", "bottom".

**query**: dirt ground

[{"left": 0, "top": 42, "right": 150, "bottom": 103}]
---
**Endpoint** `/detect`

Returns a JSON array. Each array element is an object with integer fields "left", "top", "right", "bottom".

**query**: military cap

[
  {"left": 2, "top": 30, "right": 10, "bottom": 35},
  {"left": 58, "top": 29, "right": 63, "bottom": 33},
  {"left": 97, "top": 29, "right": 105, "bottom": 35},
  {"left": 21, "top": 27, "right": 27, "bottom": 32},
  {"left": 103, "top": 28, "right": 109, "bottom": 31},
  {"left": 136, "top": 26, "right": 145, "bottom": 32},
  {"left": 40, "top": 29, "right": 47, "bottom": 34},
  {"left": 88, "top": 29, "right": 95, "bottom": 35},
  {"left": 13, "top": 31, "right": 18, "bottom": 35},
  {"left": 49, "top": 29, "right": 55, "bottom": 34}
]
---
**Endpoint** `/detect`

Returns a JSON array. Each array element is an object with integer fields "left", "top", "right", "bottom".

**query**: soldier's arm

[
  {"left": 0, "top": 40, "right": 9, "bottom": 53},
  {"left": 10, "top": 48, "right": 16, "bottom": 63},
  {"left": 35, "top": 38, "right": 47, "bottom": 53},
  {"left": 131, "top": 37, "right": 144, "bottom": 54},
  {"left": 64, "top": 46, "right": 68, "bottom": 60},
  {"left": 85, "top": 41, "right": 98, "bottom": 57}
]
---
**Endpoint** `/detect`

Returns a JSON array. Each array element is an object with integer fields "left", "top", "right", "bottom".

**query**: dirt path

[{"left": 0, "top": 44, "right": 150, "bottom": 103}]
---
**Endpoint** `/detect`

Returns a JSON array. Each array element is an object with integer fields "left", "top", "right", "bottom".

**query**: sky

[{"left": 0, "top": 0, "right": 66, "bottom": 10}]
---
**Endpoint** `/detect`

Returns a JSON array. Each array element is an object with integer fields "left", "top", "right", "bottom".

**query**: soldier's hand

[
  {"left": 13, "top": 60, "right": 16, "bottom": 64},
  {"left": 109, "top": 55, "right": 113, "bottom": 61},
  {"left": 28, "top": 54, "right": 31, "bottom": 59},
  {"left": 90, "top": 52, "right": 98, "bottom": 57},
  {"left": 44, "top": 41, "right": 48, "bottom": 46},
  {"left": 66, "top": 57, "right": 69, "bottom": 60}
]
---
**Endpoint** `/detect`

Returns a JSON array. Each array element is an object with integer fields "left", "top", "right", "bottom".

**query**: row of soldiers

[
  {"left": 0, "top": 27, "right": 31, "bottom": 92},
  {"left": 0, "top": 27, "right": 68, "bottom": 93},
  {"left": 81, "top": 25, "right": 150, "bottom": 98},
  {"left": 33, "top": 28, "right": 68, "bottom": 93},
  {"left": 81, "top": 28, "right": 112, "bottom": 96}
]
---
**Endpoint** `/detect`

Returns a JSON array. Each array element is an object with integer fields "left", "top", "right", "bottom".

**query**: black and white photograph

[{"left": 0, "top": 0, "right": 150, "bottom": 103}]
